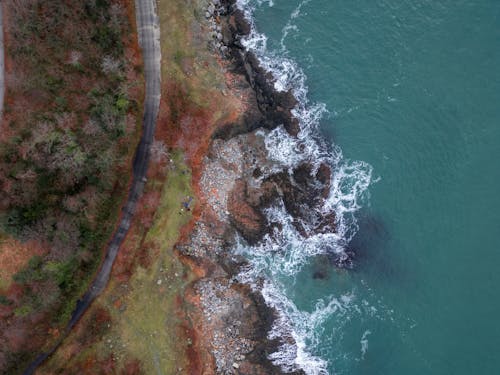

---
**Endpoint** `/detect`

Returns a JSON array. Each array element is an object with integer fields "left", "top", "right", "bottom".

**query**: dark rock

[
  {"left": 316, "top": 162, "right": 332, "bottom": 199},
  {"left": 239, "top": 51, "right": 299, "bottom": 136},
  {"left": 253, "top": 167, "right": 262, "bottom": 178},
  {"left": 231, "top": 9, "right": 251, "bottom": 36},
  {"left": 312, "top": 270, "right": 327, "bottom": 280},
  {"left": 256, "top": 164, "right": 336, "bottom": 237},
  {"left": 224, "top": 5, "right": 300, "bottom": 138}
]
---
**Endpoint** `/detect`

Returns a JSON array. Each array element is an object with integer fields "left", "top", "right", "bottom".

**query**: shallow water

[{"left": 240, "top": 0, "right": 500, "bottom": 374}]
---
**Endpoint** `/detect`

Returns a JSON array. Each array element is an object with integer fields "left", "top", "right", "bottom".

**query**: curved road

[{"left": 23, "top": 0, "right": 161, "bottom": 373}]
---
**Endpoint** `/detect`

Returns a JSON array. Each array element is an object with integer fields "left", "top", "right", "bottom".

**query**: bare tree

[
  {"left": 109, "top": 3, "right": 125, "bottom": 32},
  {"left": 82, "top": 118, "right": 101, "bottom": 136},
  {"left": 150, "top": 140, "right": 169, "bottom": 164},
  {"left": 101, "top": 56, "right": 121, "bottom": 75},
  {"left": 68, "top": 50, "right": 82, "bottom": 65},
  {"left": 125, "top": 113, "right": 137, "bottom": 134}
]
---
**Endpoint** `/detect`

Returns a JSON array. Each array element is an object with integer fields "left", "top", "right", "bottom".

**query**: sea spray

[{"left": 234, "top": 0, "right": 374, "bottom": 373}]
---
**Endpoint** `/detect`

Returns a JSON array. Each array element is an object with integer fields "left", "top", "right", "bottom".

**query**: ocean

[{"left": 234, "top": 0, "right": 500, "bottom": 374}]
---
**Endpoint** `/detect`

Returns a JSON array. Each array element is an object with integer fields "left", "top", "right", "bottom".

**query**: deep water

[{"left": 243, "top": 0, "right": 500, "bottom": 374}]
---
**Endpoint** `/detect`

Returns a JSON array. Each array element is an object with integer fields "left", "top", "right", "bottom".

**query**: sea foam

[{"left": 234, "top": 0, "right": 374, "bottom": 373}]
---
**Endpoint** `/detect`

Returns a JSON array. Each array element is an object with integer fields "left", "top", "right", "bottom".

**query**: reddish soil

[{"left": 0, "top": 238, "right": 48, "bottom": 291}]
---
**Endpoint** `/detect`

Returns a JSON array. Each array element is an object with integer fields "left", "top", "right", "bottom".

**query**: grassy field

[
  {"left": 40, "top": 152, "right": 194, "bottom": 374},
  {"left": 108, "top": 151, "right": 195, "bottom": 374}
]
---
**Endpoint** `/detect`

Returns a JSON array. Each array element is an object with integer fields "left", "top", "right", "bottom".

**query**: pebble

[{"left": 157, "top": 279, "right": 162, "bottom": 285}]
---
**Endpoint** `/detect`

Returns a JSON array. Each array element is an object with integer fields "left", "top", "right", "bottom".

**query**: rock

[
  {"left": 316, "top": 163, "right": 332, "bottom": 199},
  {"left": 232, "top": 362, "right": 239, "bottom": 369},
  {"left": 157, "top": 279, "right": 162, "bottom": 285},
  {"left": 235, "top": 50, "right": 299, "bottom": 136},
  {"left": 231, "top": 10, "right": 251, "bottom": 36},
  {"left": 228, "top": 180, "right": 266, "bottom": 244}
]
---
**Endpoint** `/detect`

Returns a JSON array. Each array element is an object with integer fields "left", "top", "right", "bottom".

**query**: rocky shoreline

[{"left": 177, "top": 1, "right": 342, "bottom": 373}]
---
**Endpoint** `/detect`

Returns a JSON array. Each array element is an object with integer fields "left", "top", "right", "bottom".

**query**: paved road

[{"left": 23, "top": 0, "right": 161, "bottom": 373}]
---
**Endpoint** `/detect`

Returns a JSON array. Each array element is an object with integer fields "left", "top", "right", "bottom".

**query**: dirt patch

[{"left": 0, "top": 236, "right": 47, "bottom": 291}]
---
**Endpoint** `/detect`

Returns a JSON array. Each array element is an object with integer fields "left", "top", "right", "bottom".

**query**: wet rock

[
  {"left": 256, "top": 163, "right": 336, "bottom": 237},
  {"left": 316, "top": 162, "right": 332, "bottom": 199},
  {"left": 236, "top": 51, "right": 299, "bottom": 136},
  {"left": 231, "top": 9, "right": 251, "bottom": 36},
  {"left": 252, "top": 167, "right": 262, "bottom": 179}
]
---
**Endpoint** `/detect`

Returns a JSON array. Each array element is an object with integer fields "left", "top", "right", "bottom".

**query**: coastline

[
  {"left": 8, "top": 0, "right": 339, "bottom": 372},
  {"left": 176, "top": 0, "right": 338, "bottom": 373}
]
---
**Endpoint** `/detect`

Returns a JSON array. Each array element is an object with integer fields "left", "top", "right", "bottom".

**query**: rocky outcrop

[
  {"left": 179, "top": 0, "right": 340, "bottom": 373},
  {"left": 228, "top": 179, "right": 266, "bottom": 244},
  {"left": 189, "top": 278, "right": 287, "bottom": 374},
  {"left": 208, "top": 3, "right": 300, "bottom": 139}
]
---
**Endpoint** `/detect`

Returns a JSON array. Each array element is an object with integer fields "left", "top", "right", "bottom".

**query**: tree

[{"left": 150, "top": 140, "right": 169, "bottom": 164}]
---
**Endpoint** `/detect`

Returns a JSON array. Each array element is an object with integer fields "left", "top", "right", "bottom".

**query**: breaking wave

[{"left": 234, "top": 0, "right": 374, "bottom": 373}]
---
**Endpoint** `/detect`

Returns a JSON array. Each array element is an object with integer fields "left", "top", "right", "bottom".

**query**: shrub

[
  {"left": 13, "top": 256, "right": 46, "bottom": 284},
  {"left": 14, "top": 305, "right": 33, "bottom": 317},
  {"left": 0, "top": 295, "right": 13, "bottom": 306}
]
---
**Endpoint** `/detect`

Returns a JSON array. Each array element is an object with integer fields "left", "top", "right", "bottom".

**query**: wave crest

[{"left": 233, "top": 0, "right": 374, "bottom": 373}]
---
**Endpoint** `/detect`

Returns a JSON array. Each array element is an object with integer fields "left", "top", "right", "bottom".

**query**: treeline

[{"left": 0, "top": 0, "right": 141, "bottom": 334}]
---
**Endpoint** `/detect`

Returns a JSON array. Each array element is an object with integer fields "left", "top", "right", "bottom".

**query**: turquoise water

[{"left": 243, "top": 0, "right": 500, "bottom": 374}]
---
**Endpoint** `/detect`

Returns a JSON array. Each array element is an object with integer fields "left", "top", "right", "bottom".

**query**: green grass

[
  {"left": 146, "top": 152, "right": 194, "bottom": 245},
  {"left": 107, "top": 151, "right": 194, "bottom": 374},
  {"left": 158, "top": 0, "right": 227, "bottom": 108},
  {"left": 14, "top": 305, "right": 33, "bottom": 317},
  {"left": 40, "top": 152, "right": 195, "bottom": 374}
]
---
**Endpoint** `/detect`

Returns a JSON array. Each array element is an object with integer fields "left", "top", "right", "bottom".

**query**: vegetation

[
  {"left": 107, "top": 152, "right": 194, "bottom": 374},
  {"left": 3, "top": 0, "right": 242, "bottom": 371},
  {"left": 0, "top": 0, "right": 143, "bottom": 372},
  {"left": 39, "top": 152, "right": 195, "bottom": 374}
]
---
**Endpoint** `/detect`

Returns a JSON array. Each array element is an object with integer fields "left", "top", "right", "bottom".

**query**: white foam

[
  {"left": 235, "top": 203, "right": 345, "bottom": 280},
  {"left": 280, "top": 0, "right": 312, "bottom": 50},
  {"left": 258, "top": 127, "right": 306, "bottom": 169},
  {"left": 360, "top": 330, "right": 371, "bottom": 360},
  {"left": 324, "top": 154, "right": 374, "bottom": 244},
  {"left": 259, "top": 279, "right": 355, "bottom": 375},
  {"left": 233, "top": 1, "right": 375, "bottom": 373}
]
